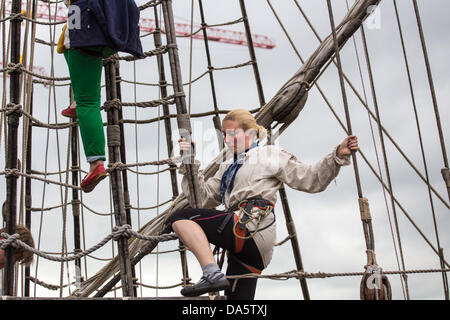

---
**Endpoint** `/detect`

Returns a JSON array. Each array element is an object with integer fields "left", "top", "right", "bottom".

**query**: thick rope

[
  {"left": 0, "top": 227, "right": 178, "bottom": 263},
  {"left": 226, "top": 268, "right": 450, "bottom": 281}
]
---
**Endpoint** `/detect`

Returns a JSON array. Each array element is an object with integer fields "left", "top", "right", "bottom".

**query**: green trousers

[{"left": 64, "top": 48, "right": 115, "bottom": 162}]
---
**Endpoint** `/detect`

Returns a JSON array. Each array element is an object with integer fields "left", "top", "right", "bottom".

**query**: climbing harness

[
  {"left": 233, "top": 199, "right": 275, "bottom": 241},
  {"left": 215, "top": 199, "right": 274, "bottom": 293},
  {"left": 217, "top": 198, "right": 275, "bottom": 254},
  {"left": 228, "top": 253, "right": 263, "bottom": 275},
  {"left": 216, "top": 198, "right": 274, "bottom": 278}
]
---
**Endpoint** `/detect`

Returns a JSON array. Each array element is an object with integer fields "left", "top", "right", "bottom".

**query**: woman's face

[{"left": 222, "top": 120, "right": 254, "bottom": 154}]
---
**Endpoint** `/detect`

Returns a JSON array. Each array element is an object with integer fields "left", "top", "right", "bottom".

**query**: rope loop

[
  {"left": 8, "top": 12, "right": 24, "bottom": 23},
  {"left": 112, "top": 224, "right": 132, "bottom": 241},
  {"left": 5, "top": 103, "right": 23, "bottom": 117},
  {"left": 4, "top": 168, "right": 20, "bottom": 177},
  {"left": 103, "top": 98, "right": 122, "bottom": 112},
  {"left": 166, "top": 43, "right": 178, "bottom": 50},
  {"left": 365, "top": 249, "right": 377, "bottom": 266},
  {"left": 0, "top": 232, "right": 21, "bottom": 249},
  {"left": 107, "top": 161, "right": 126, "bottom": 173},
  {"left": 173, "top": 91, "right": 186, "bottom": 98},
  {"left": 7, "top": 62, "right": 23, "bottom": 74}
]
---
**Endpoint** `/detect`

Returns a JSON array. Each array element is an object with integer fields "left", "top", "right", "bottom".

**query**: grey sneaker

[{"left": 181, "top": 272, "right": 230, "bottom": 297}]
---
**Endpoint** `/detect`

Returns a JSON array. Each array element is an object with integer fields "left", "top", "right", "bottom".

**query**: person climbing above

[
  {"left": 170, "top": 108, "right": 358, "bottom": 299},
  {"left": 57, "top": 0, "right": 144, "bottom": 192}
]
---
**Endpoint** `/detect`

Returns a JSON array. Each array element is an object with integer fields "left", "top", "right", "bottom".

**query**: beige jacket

[{"left": 179, "top": 145, "right": 351, "bottom": 268}]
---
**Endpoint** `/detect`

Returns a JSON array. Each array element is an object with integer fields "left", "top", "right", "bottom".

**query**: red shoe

[
  {"left": 81, "top": 164, "right": 107, "bottom": 193},
  {"left": 61, "top": 106, "right": 77, "bottom": 119}
]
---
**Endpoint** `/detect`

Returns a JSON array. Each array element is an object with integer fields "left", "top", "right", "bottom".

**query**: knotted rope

[{"left": 0, "top": 227, "right": 178, "bottom": 263}]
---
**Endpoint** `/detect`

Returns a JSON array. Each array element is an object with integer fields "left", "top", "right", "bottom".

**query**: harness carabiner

[{"left": 233, "top": 199, "right": 274, "bottom": 241}]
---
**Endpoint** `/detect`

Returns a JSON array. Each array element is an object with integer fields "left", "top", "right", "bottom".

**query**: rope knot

[
  {"left": 173, "top": 91, "right": 186, "bottom": 98},
  {"left": 4, "top": 168, "right": 20, "bottom": 177},
  {"left": 0, "top": 232, "right": 20, "bottom": 249},
  {"left": 7, "top": 62, "right": 23, "bottom": 74},
  {"left": 9, "top": 12, "right": 24, "bottom": 22},
  {"left": 5, "top": 103, "right": 23, "bottom": 116},
  {"left": 107, "top": 161, "right": 126, "bottom": 173},
  {"left": 365, "top": 249, "right": 377, "bottom": 266},
  {"left": 102, "top": 99, "right": 122, "bottom": 112},
  {"left": 166, "top": 43, "right": 178, "bottom": 50},
  {"left": 112, "top": 224, "right": 132, "bottom": 241}
]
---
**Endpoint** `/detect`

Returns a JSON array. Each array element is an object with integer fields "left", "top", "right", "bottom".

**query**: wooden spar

[
  {"left": 278, "top": 187, "right": 310, "bottom": 299},
  {"left": 66, "top": 86, "right": 83, "bottom": 292},
  {"left": 198, "top": 0, "right": 224, "bottom": 150},
  {"left": 197, "top": 0, "right": 382, "bottom": 180},
  {"left": 114, "top": 66, "right": 132, "bottom": 225},
  {"left": 103, "top": 58, "right": 135, "bottom": 297},
  {"left": 4, "top": 0, "right": 22, "bottom": 297},
  {"left": 24, "top": 88, "right": 33, "bottom": 297},
  {"left": 239, "top": 0, "right": 310, "bottom": 300},
  {"left": 71, "top": 0, "right": 383, "bottom": 297},
  {"left": 153, "top": 7, "right": 179, "bottom": 199},
  {"left": 113, "top": 60, "right": 138, "bottom": 297},
  {"left": 94, "top": 238, "right": 161, "bottom": 297},
  {"left": 257, "top": 0, "right": 381, "bottom": 128},
  {"left": 411, "top": 0, "right": 450, "bottom": 203},
  {"left": 152, "top": 6, "right": 190, "bottom": 288},
  {"left": 238, "top": 0, "right": 265, "bottom": 107},
  {"left": 326, "top": 0, "right": 392, "bottom": 300},
  {"left": 161, "top": 0, "right": 201, "bottom": 209},
  {"left": 23, "top": 0, "right": 38, "bottom": 297}
]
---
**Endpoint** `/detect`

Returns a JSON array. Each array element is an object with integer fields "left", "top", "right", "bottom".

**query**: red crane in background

[{"left": 4, "top": 0, "right": 275, "bottom": 49}]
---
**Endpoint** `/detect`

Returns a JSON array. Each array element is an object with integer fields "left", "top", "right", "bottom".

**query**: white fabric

[{"left": 179, "top": 145, "right": 351, "bottom": 267}]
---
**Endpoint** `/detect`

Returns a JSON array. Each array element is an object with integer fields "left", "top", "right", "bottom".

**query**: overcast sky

[{"left": 1, "top": 0, "right": 449, "bottom": 300}]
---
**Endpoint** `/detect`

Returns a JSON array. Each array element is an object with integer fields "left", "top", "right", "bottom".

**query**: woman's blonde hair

[{"left": 223, "top": 109, "right": 267, "bottom": 139}]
